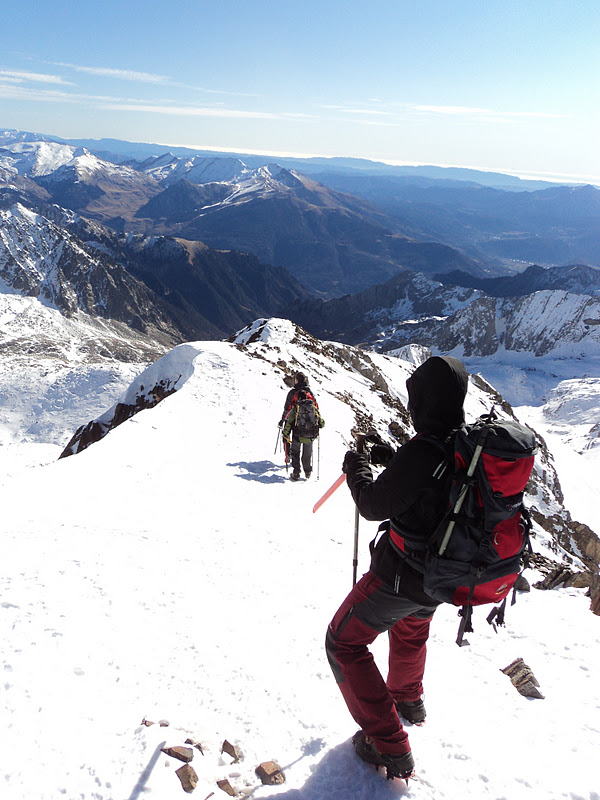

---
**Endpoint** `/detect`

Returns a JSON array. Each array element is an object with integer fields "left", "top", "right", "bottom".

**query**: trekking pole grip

[{"left": 352, "top": 435, "right": 366, "bottom": 586}]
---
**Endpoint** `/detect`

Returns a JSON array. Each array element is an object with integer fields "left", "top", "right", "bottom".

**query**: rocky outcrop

[{"left": 59, "top": 376, "right": 181, "bottom": 458}]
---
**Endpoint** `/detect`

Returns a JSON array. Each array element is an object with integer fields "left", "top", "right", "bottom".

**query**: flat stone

[{"left": 161, "top": 746, "right": 194, "bottom": 763}]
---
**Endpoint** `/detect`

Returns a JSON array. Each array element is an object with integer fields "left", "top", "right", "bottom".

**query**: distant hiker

[
  {"left": 325, "top": 356, "right": 469, "bottom": 780},
  {"left": 280, "top": 372, "right": 325, "bottom": 481}
]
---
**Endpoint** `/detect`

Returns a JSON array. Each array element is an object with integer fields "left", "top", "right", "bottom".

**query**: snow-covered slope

[
  {"left": 2, "top": 318, "right": 597, "bottom": 800},
  {"left": 0, "top": 291, "right": 165, "bottom": 464},
  {"left": 0, "top": 140, "right": 82, "bottom": 177},
  {"left": 0, "top": 140, "right": 149, "bottom": 184},
  {"left": 140, "top": 153, "right": 251, "bottom": 187},
  {"left": 381, "top": 290, "right": 600, "bottom": 359},
  {"left": 0, "top": 202, "right": 174, "bottom": 337}
]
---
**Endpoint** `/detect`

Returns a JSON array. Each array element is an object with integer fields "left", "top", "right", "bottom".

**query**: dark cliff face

[
  {"left": 436, "top": 264, "right": 600, "bottom": 298},
  {"left": 0, "top": 201, "right": 311, "bottom": 345},
  {"left": 120, "top": 234, "right": 311, "bottom": 339}
]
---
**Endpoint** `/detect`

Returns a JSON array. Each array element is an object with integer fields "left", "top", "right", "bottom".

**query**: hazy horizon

[{"left": 2, "top": 0, "right": 598, "bottom": 185}]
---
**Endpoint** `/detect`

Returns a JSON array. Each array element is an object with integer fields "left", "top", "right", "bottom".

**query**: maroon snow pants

[{"left": 326, "top": 571, "right": 436, "bottom": 756}]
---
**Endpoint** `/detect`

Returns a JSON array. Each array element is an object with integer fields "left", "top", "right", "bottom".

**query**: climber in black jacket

[{"left": 326, "top": 355, "right": 468, "bottom": 780}]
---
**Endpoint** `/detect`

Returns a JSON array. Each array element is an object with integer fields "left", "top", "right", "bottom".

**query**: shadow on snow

[
  {"left": 228, "top": 460, "right": 289, "bottom": 484},
  {"left": 256, "top": 739, "right": 410, "bottom": 800}
]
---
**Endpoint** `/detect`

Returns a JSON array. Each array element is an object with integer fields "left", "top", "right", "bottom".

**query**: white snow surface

[
  {"left": 0, "top": 291, "right": 165, "bottom": 467},
  {"left": 0, "top": 141, "right": 80, "bottom": 176},
  {"left": 457, "top": 352, "right": 600, "bottom": 536},
  {"left": 1, "top": 318, "right": 599, "bottom": 800},
  {"left": 0, "top": 141, "right": 155, "bottom": 183}
]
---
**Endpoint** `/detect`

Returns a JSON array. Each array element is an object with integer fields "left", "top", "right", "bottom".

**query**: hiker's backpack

[
  {"left": 290, "top": 392, "right": 321, "bottom": 440},
  {"left": 423, "top": 410, "right": 537, "bottom": 645}
]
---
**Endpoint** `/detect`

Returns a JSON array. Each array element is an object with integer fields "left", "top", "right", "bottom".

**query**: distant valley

[{"left": 1, "top": 128, "right": 600, "bottom": 417}]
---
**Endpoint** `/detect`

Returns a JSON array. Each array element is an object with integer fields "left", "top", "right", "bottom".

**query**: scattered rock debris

[
  {"left": 185, "top": 738, "right": 205, "bottom": 755},
  {"left": 143, "top": 717, "right": 286, "bottom": 795}
]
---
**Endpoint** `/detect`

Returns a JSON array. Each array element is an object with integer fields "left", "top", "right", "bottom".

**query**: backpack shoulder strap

[{"left": 416, "top": 430, "right": 458, "bottom": 481}]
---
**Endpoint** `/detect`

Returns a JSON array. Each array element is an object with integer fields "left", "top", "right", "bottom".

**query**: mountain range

[
  {"left": 3, "top": 130, "right": 598, "bottom": 278},
  {"left": 0, "top": 136, "right": 489, "bottom": 296},
  {"left": 0, "top": 200, "right": 308, "bottom": 346},
  {"left": 1, "top": 129, "right": 600, "bottom": 471},
  {"left": 285, "top": 263, "right": 600, "bottom": 355},
  {"left": 309, "top": 173, "right": 600, "bottom": 268}
]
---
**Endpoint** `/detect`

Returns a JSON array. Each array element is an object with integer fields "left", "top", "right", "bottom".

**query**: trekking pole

[
  {"left": 317, "top": 434, "right": 321, "bottom": 480},
  {"left": 274, "top": 427, "right": 281, "bottom": 455},
  {"left": 352, "top": 435, "right": 366, "bottom": 586},
  {"left": 438, "top": 426, "right": 490, "bottom": 556}
]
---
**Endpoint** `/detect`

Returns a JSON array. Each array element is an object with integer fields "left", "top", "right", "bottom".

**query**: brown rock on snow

[
  {"left": 176, "top": 763, "right": 199, "bottom": 793},
  {"left": 185, "top": 737, "right": 205, "bottom": 754},
  {"left": 255, "top": 761, "right": 285, "bottom": 785},
  {"left": 221, "top": 740, "right": 241, "bottom": 762},
  {"left": 161, "top": 746, "right": 194, "bottom": 763},
  {"left": 216, "top": 778, "right": 237, "bottom": 796},
  {"left": 501, "top": 657, "right": 545, "bottom": 699}
]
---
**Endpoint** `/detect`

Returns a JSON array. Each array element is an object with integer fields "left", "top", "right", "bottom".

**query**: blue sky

[{"left": 2, "top": 0, "right": 598, "bottom": 182}]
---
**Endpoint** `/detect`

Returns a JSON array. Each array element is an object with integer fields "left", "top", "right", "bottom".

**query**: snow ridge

[{"left": 1, "top": 317, "right": 599, "bottom": 800}]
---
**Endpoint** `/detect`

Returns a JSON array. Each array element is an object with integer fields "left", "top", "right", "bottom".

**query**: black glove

[
  {"left": 342, "top": 450, "right": 365, "bottom": 475},
  {"left": 278, "top": 419, "right": 284, "bottom": 428},
  {"left": 369, "top": 442, "right": 395, "bottom": 467}
]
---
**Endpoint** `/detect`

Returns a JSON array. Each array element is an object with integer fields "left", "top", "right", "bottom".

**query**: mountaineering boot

[
  {"left": 305, "top": 470, "right": 312, "bottom": 479},
  {"left": 352, "top": 730, "right": 415, "bottom": 780},
  {"left": 290, "top": 471, "right": 301, "bottom": 481},
  {"left": 395, "top": 697, "right": 426, "bottom": 725}
]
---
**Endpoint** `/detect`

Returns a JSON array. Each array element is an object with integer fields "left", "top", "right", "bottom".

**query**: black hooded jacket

[{"left": 346, "top": 356, "right": 468, "bottom": 603}]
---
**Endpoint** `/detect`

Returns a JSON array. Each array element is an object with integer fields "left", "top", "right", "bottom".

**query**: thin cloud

[
  {"left": 97, "top": 101, "right": 311, "bottom": 120},
  {"left": 0, "top": 83, "right": 78, "bottom": 102},
  {"left": 321, "top": 105, "right": 394, "bottom": 116},
  {"left": 0, "top": 80, "right": 288, "bottom": 120},
  {"left": 55, "top": 62, "right": 170, "bottom": 84},
  {"left": 51, "top": 61, "right": 258, "bottom": 98},
  {"left": 183, "top": 83, "right": 261, "bottom": 98},
  {"left": 0, "top": 69, "right": 74, "bottom": 86},
  {"left": 0, "top": 82, "right": 148, "bottom": 106},
  {"left": 415, "top": 104, "right": 568, "bottom": 119}
]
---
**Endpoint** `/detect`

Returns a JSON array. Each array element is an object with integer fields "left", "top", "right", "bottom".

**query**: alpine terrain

[
  {"left": 1, "top": 318, "right": 599, "bottom": 800},
  {"left": 1, "top": 128, "right": 599, "bottom": 800}
]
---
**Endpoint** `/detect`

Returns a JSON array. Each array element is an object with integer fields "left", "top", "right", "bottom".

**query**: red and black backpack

[
  {"left": 285, "top": 390, "right": 321, "bottom": 440},
  {"left": 423, "top": 410, "right": 537, "bottom": 645}
]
